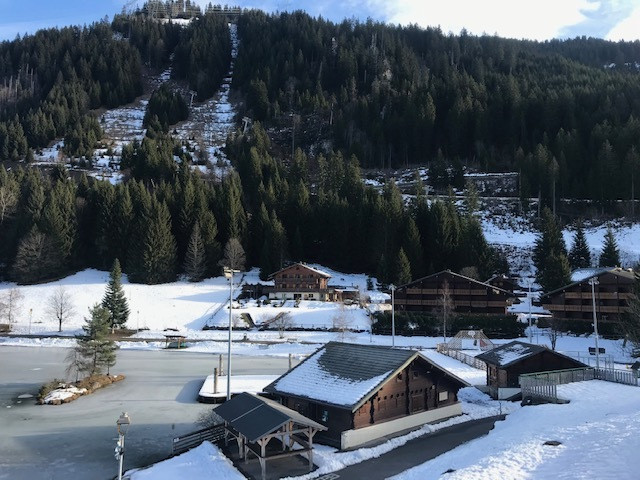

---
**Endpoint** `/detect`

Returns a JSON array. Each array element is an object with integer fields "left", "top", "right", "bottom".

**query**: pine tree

[
  {"left": 599, "top": 226, "right": 621, "bottom": 267},
  {"left": 539, "top": 252, "right": 571, "bottom": 293},
  {"left": 394, "top": 248, "right": 412, "bottom": 286},
  {"left": 101, "top": 259, "right": 130, "bottom": 331},
  {"left": 142, "top": 199, "right": 178, "bottom": 284},
  {"left": 568, "top": 221, "right": 591, "bottom": 269},
  {"left": 74, "top": 305, "right": 117, "bottom": 377},
  {"left": 534, "top": 208, "right": 570, "bottom": 292},
  {"left": 184, "top": 222, "right": 206, "bottom": 282}
]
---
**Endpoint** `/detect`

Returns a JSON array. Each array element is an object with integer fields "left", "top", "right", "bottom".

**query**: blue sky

[{"left": 0, "top": 0, "right": 638, "bottom": 41}]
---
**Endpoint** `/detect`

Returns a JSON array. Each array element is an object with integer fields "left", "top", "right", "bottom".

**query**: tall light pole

[
  {"left": 528, "top": 280, "right": 533, "bottom": 343},
  {"left": 224, "top": 267, "right": 239, "bottom": 400},
  {"left": 115, "top": 412, "right": 131, "bottom": 480},
  {"left": 390, "top": 284, "right": 396, "bottom": 347},
  {"left": 589, "top": 277, "right": 600, "bottom": 370}
]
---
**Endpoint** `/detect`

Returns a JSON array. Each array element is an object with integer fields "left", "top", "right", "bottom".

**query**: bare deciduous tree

[
  {"left": 273, "top": 312, "right": 293, "bottom": 338},
  {"left": 332, "top": 305, "right": 354, "bottom": 342},
  {"left": 219, "top": 237, "right": 246, "bottom": 271},
  {"left": 545, "top": 318, "right": 560, "bottom": 351},
  {"left": 0, "top": 288, "right": 23, "bottom": 326},
  {"left": 0, "top": 183, "right": 18, "bottom": 224},
  {"left": 47, "top": 286, "right": 75, "bottom": 332},
  {"left": 437, "top": 280, "right": 455, "bottom": 343}
]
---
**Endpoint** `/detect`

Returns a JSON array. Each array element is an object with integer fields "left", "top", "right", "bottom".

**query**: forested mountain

[
  {"left": 1, "top": 4, "right": 640, "bottom": 285},
  {"left": 234, "top": 11, "right": 640, "bottom": 205}
]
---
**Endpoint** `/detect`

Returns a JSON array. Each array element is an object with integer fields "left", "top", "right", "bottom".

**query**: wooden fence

[
  {"left": 172, "top": 424, "right": 225, "bottom": 455},
  {"left": 436, "top": 345, "right": 486, "bottom": 370},
  {"left": 521, "top": 367, "right": 638, "bottom": 403}
]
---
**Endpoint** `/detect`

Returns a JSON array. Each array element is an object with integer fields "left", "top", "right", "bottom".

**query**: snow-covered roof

[
  {"left": 265, "top": 342, "right": 468, "bottom": 411},
  {"left": 268, "top": 262, "right": 332, "bottom": 279},
  {"left": 476, "top": 341, "right": 585, "bottom": 369},
  {"left": 570, "top": 267, "right": 613, "bottom": 283},
  {"left": 476, "top": 341, "right": 547, "bottom": 367}
]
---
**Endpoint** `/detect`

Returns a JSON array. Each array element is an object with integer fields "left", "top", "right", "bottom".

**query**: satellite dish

[{"left": 468, "top": 330, "right": 475, "bottom": 337}]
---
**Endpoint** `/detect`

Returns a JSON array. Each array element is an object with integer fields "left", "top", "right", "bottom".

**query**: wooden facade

[
  {"left": 267, "top": 263, "right": 336, "bottom": 301},
  {"left": 394, "top": 270, "right": 514, "bottom": 314},
  {"left": 477, "top": 342, "right": 586, "bottom": 399},
  {"left": 485, "top": 275, "right": 522, "bottom": 295},
  {"left": 540, "top": 269, "right": 634, "bottom": 323}
]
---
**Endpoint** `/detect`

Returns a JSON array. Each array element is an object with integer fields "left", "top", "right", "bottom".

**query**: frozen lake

[{"left": 0, "top": 347, "right": 292, "bottom": 479}]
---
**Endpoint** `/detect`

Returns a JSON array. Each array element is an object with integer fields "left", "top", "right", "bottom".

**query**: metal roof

[{"left": 214, "top": 393, "right": 325, "bottom": 443}]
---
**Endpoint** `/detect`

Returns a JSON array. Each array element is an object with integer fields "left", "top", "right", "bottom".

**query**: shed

[
  {"left": 264, "top": 342, "right": 469, "bottom": 449},
  {"left": 164, "top": 335, "right": 187, "bottom": 349},
  {"left": 444, "top": 329, "right": 494, "bottom": 351},
  {"left": 476, "top": 341, "right": 586, "bottom": 399},
  {"left": 215, "top": 392, "right": 326, "bottom": 480}
]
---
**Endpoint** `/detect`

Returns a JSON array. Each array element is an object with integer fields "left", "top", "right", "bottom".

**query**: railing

[
  {"left": 437, "top": 345, "right": 486, "bottom": 370},
  {"left": 172, "top": 424, "right": 225, "bottom": 455},
  {"left": 520, "top": 367, "right": 638, "bottom": 404},
  {"left": 594, "top": 368, "right": 637, "bottom": 386}
]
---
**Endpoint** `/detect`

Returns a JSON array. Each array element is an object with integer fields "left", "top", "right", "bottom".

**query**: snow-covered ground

[
  {"left": 129, "top": 441, "right": 245, "bottom": 480},
  {"left": 392, "top": 380, "right": 640, "bottom": 480},
  {"left": 198, "top": 374, "right": 279, "bottom": 400}
]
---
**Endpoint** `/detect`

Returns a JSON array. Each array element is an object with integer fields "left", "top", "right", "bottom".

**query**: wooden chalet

[
  {"left": 214, "top": 392, "right": 326, "bottom": 480},
  {"left": 267, "top": 263, "right": 337, "bottom": 301},
  {"left": 394, "top": 270, "right": 515, "bottom": 314},
  {"left": 476, "top": 341, "right": 586, "bottom": 400},
  {"left": 540, "top": 268, "right": 635, "bottom": 323},
  {"left": 264, "top": 342, "right": 469, "bottom": 450},
  {"left": 485, "top": 274, "right": 523, "bottom": 296}
]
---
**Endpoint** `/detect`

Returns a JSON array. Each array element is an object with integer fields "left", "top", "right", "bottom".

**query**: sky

[{"left": 0, "top": 0, "right": 638, "bottom": 41}]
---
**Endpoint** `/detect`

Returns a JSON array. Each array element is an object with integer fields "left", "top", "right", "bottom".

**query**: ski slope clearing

[{"left": 392, "top": 380, "right": 640, "bottom": 480}]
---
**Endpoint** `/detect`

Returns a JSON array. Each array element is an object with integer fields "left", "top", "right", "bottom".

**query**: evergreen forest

[{"left": 1, "top": 3, "right": 640, "bottom": 285}]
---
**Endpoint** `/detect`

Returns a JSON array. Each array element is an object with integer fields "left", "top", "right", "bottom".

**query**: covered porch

[{"left": 214, "top": 393, "right": 327, "bottom": 480}]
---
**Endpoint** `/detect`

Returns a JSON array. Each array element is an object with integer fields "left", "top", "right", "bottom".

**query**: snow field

[{"left": 392, "top": 380, "right": 640, "bottom": 480}]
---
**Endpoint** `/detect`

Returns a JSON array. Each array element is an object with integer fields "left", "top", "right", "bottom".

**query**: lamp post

[
  {"left": 115, "top": 412, "right": 131, "bottom": 480},
  {"left": 224, "top": 267, "right": 240, "bottom": 401},
  {"left": 528, "top": 280, "right": 533, "bottom": 343},
  {"left": 589, "top": 277, "right": 600, "bottom": 370},
  {"left": 389, "top": 284, "right": 396, "bottom": 347}
]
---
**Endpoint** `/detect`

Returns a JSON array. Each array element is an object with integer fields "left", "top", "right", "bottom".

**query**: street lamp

[
  {"left": 115, "top": 412, "right": 131, "bottom": 480},
  {"left": 589, "top": 277, "right": 600, "bottom": 370},
  {"left": 224, "top": 267, "right": 240, "bottom": 401},
  {"left": 528, "top": 279, "right": 533, "bottom": 343},
  {"left": 389, "top": 284, "right": 396, "bottom": 347}
]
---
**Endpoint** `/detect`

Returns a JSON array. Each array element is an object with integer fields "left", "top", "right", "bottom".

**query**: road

[
  {"left": 0, "top": 346, "right": 292, "bottom": 480},
  {"left": 333, "top": 416, "right": 504, "bottom": 480}
]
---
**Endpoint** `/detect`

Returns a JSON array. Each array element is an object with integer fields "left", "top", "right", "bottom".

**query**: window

[
  {"left": 439, "top": 391, "right": 448, "bottom": 402},
  {"left": 321, "top": 410, "right": 329, "bottom": 422}
]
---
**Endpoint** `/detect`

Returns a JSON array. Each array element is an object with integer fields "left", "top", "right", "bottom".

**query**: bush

[{"left": 372, "top": 312, "right": 524, "bottom": 338}]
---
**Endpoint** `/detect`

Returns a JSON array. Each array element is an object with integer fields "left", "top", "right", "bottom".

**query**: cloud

[
  {"left": 377, "top": 0, "right": 599, "bottom": 40},
  {"left": 560, "top": 0, "right": 637, "bottom": 38},
  {"left": 606, "top": 3, "right": 640, "bottom": 40}
]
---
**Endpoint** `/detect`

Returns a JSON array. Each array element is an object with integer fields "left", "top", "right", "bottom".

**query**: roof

[
  {"left": 214, "top": 392, "right": 325, "bottom": 443},
  {"left": 265, "top": 342, "right": 469, "bottom": 412},
  {"left": 476, "top": 341, "right": 585, "bottom": 369},
  {"left": 398, "top": 270, "right": 513, "bottom": 297},
  {"left": 542, "top": 267, "right": 636, "bottom": 299},
  {"left": 268, "top": 262, "right": 331, "bottom": 280}
]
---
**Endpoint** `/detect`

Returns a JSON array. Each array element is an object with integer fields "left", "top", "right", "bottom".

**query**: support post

[
  {"left": 288, "top": 353, "right": 292, "bottom": 370},
  {"left": 213, "top": 368, "right": 218, "bottom": 394}
]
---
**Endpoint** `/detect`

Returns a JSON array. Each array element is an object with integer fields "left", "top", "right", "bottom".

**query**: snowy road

[{"left": 0, "top": 347, "right": 292, "bottom": 480}]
